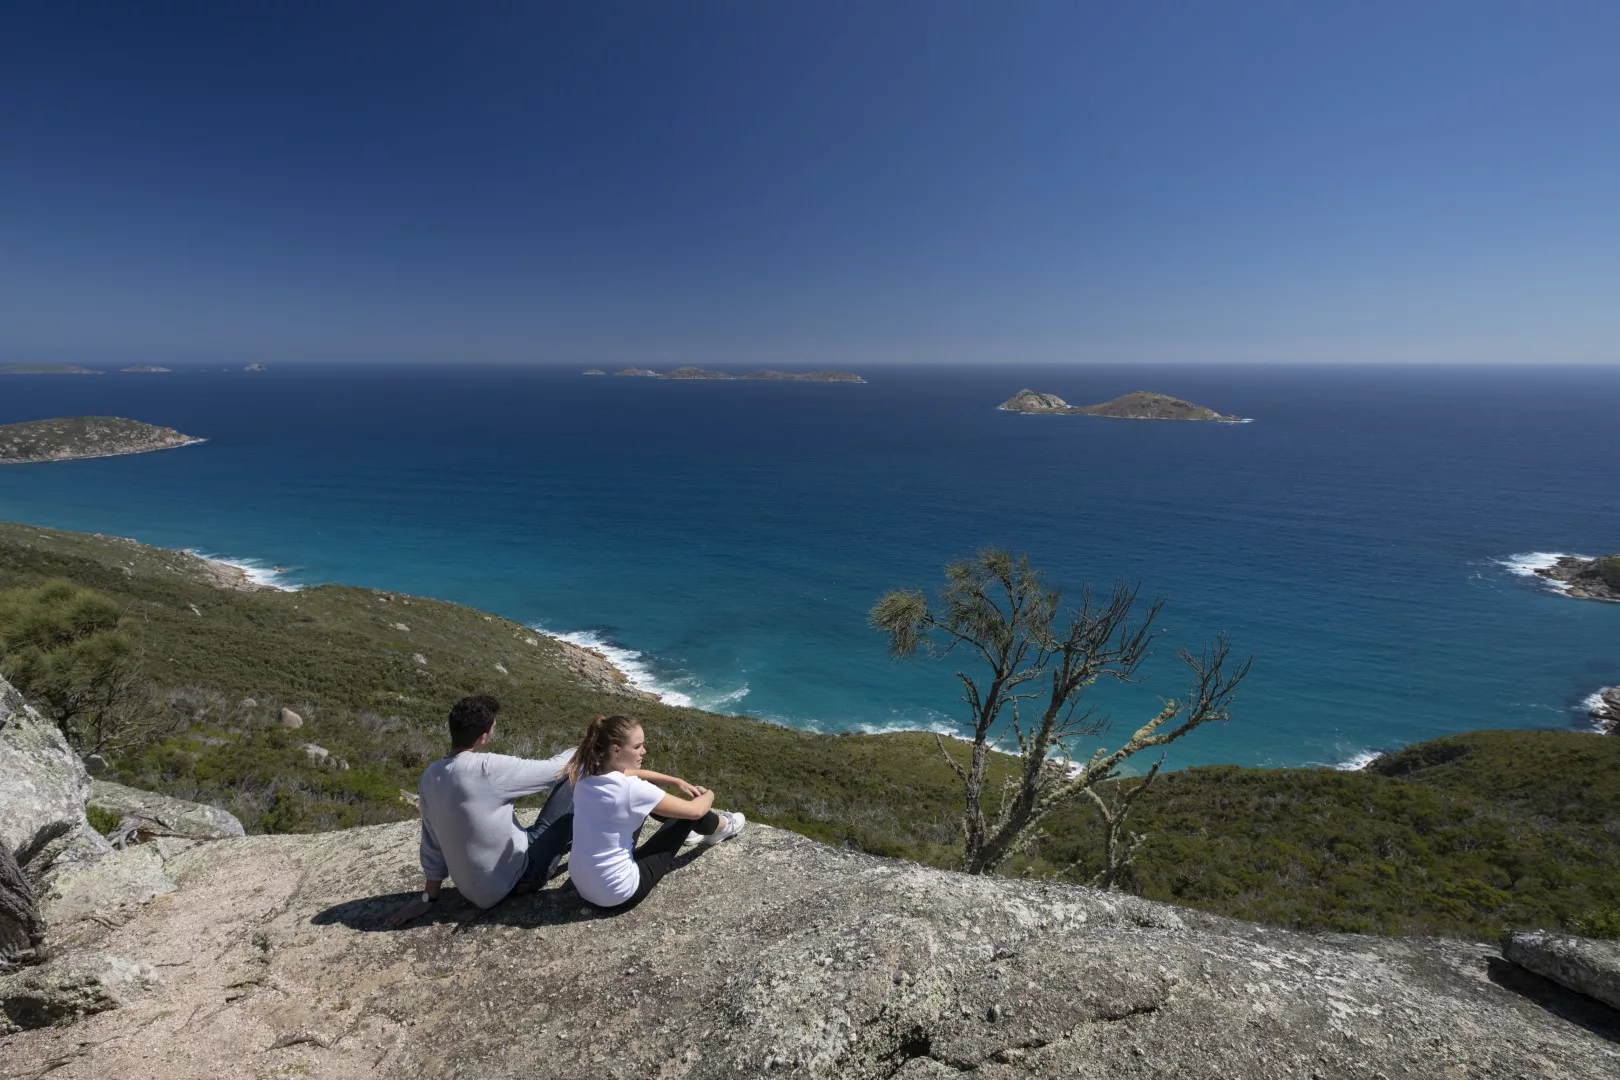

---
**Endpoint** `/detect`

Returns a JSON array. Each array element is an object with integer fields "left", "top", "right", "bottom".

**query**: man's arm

[
  {"left": 387, "top": 817, "right": 448, "bottom": 927},
  {"left": 490, "top": 748, "right": 576, "bottom": 800}
]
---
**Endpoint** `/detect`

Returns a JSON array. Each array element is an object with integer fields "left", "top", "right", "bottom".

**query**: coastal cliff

[
  {"left": 998, "top": 390, "right": 1244, "bottom": 422},
  {"left": 0, "top": 417, "right": 202, "bottom": 465}
]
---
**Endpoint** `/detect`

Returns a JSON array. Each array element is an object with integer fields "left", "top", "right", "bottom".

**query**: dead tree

[
  {"left": 871, "top": 549, "right": 1249, "bottom": 879},
  {"left": 0, "top": 838, "right": 45, "bottom": 969}
]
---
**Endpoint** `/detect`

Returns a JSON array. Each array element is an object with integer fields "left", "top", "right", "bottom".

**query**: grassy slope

[{"left": 2, "top": 521, "right": 1615, "bottom": 941}]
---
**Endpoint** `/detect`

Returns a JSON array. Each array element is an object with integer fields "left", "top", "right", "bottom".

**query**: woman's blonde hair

[{"left": 565, "top": 714, "right": 641, "bottom": 782}]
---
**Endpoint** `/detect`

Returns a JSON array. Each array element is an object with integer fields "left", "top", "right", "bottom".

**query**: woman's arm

[
  {"left": 650, "top": 788, "right": 715, "bottom": 821},
  {"left": 626, "top": 768, "right": 706, "bottom": 799}
]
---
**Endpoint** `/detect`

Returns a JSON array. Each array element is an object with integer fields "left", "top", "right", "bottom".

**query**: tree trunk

[{"left": 0, "top": 837, "right": 46, "bottom": 967}]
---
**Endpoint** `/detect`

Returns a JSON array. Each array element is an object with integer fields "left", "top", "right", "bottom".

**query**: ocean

[{"left": 2, "top": 362, "right": 1617, "bottom": 769}]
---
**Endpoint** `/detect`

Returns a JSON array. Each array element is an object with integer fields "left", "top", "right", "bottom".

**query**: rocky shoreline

[
  {"left": 1587, "top": 687, "right": 1620, "bottom": 735},
  {"left": 1532, "top": 554, "right": 1620, "bottom": 602}
]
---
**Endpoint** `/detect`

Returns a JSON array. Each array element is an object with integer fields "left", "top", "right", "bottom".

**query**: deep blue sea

[{"left": 3, "top": 363, "right": 1617, "bottom": 769}]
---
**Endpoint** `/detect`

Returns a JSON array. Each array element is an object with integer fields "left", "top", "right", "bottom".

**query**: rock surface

[
  {"left": 1504, "top": 930, "right": 1620, "bottom": 1011},
  {"left": 0, "top": 951, "right": 160, "bottom": 1034},
  {"left": 88, "top": 781, "right": 245, "bottom": 842},
  {"left": 280, "top": 708, "right": 304, "bottom": 729},
  {"left": 0, "top": 416, "right": 202, "bottom": 465},
  {"left": 1534, "top": 555, "right": 1620, "bottom": 602},
  {"left": 0, "top": 676, "right": 92, "bottom": 870},
  {"left": 1590, "top": 687, "right": 1620, "bottom": 735},
  {"left": 0, "top": 819, "right": 1615, "bottom": 1078},
  {"left": 38, "top": 846, "right": 175, "bottom": 926}
]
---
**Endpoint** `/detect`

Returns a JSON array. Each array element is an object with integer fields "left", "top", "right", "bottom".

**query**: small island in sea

[
  {"left": 244, "top": 363, "right": 268, "bottom": 372},
  {"left": 0, "top": 416, "right": 204, "bottom": 465},
  {"left": 582, "top": 368, "right": 607, "bottom": 375},
  {"left": 608, "top": 366, "right": 865, "bottom": 383},
  {"left": 998, "top": 388, "right": 1246, "bottom": 422},
  {"left": 1533, "top": 554, "right": 1620, "bottom": 602},
  {"left": 121, "top": 364, "right": 171, "bottom": 373},
  {"left": 0, "top": 363, "right": 103, "bottom": 375}
]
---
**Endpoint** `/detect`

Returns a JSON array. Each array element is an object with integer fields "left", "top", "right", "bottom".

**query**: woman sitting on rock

[{"left": 566, "top": 713, "right": 745, "bottom": 911}]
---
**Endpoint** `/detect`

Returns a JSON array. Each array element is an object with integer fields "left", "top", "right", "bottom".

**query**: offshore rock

[
  {"left": 0, "top": 951, "right": 160, "bottom": 1034},
  {"left": 0, "top": 675, "right": 92, "bottom": 870},
  {"left": 0, "top": 822, "right": 1615, "bottom": 1078},
  {"left": 1503, "top": 930, "right": 1620, "bottom": 1011},
  {"left": 88, "top": 781, "right": 245, "bottom": 842}
]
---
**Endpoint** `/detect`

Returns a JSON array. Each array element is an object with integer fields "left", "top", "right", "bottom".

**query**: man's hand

[{"left": 386, "top": 897, "right": 433, "bottom": 927}]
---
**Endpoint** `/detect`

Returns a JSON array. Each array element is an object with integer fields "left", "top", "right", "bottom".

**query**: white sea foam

[
  {"left": 1497, "top": 551, "right": 1591, "bottom": 593},
  {"left": 1333, "top": 750, "right": 1382, "bottom": 772},
  {"left": 534, "top": 626, "right": 697, "bottom": 708},
  {"left": 1580, "top": 689, "right": 1615, "bottom": 733},
  {"left": 185, "top": 549, "right": 301, "bottom": 591}
]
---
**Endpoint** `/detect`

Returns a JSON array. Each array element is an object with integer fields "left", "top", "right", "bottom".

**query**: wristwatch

[{"left": 421, "top": 891, "right": 437, "bottom": 904}]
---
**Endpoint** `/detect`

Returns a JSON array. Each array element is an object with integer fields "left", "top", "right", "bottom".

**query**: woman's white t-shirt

[{"left": 569, "top": 772, "right": 667, "bottom": 906}]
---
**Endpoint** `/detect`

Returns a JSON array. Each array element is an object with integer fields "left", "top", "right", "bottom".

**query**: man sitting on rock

[{"left": 387, "top": 695, "right": 574, "bottom": 925}]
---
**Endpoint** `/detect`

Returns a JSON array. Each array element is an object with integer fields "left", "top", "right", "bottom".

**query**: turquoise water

[{"left": 2, "top": 363, "right": 1617, "bottom": 768}]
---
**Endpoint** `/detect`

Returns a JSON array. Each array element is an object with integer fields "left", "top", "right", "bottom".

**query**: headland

[{"left": 1531, "top": 553, "right": 1620, "bottom": 602}]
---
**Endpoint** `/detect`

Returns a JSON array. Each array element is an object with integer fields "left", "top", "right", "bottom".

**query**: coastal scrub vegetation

[
  {"left": 0, "top": 521, "right": 1616, "bottom": 942},
  {"left": 0, "top": 578, "right": 173, "bottom": 753},
  {"left": 870, "top": 549, "right": 1249, "bottom": 881}
]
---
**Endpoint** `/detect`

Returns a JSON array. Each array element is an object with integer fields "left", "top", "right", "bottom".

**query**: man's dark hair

[{"left": 448, "top": 695, "right": 500, "bottom": 750}]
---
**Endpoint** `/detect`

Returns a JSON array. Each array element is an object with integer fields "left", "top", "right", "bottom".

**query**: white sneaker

[{"left": 699, "top": 811, "right": 746, "bottom": 847}]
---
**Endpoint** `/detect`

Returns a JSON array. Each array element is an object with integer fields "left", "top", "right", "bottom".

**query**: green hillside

[{"left": 1, "top": 520, "right": 1615, "bottom": 942}]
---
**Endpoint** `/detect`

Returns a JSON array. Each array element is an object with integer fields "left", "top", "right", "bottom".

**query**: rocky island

[
  {"left": 609, "top": 366, "right": 865, "bottom": 383},
  {"left": 999, "top": 389, "right": 1245, "bottom": 422},
  {"left": 581, "top": 368, "right": 607, "bottom": 375},
  {"left": 1532, "top": 554, "right": 1620, "bottom": 602},
  {"left": 243, "top": 363, "right": 267, "bottom": 372},
  {"left": 0, "top": 363, "right": 102, "bottom": 376},
  {"left": 119, "top": 365, "right": 170, "bottom": 373},
  {"left": 0, "top": 417, "right": 203, "bottom": 465}
]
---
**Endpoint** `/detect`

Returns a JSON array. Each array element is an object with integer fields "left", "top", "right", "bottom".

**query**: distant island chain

[
  {"left": 998, "top": 388, "right": 1248, "bottom": 422},
  {"left": 586, "top": 366, "right": 865, "bottom": 382},
  {"left": 0, "top": 416, "right": 204, "bottom": 465}
]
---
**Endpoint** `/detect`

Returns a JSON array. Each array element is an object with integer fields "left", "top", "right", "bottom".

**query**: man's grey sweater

[{"left": 418, "top": 748, "right": 574, "bottom": 909}]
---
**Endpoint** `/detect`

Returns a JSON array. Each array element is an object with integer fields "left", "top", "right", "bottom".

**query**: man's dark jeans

[{"left": 512, "top": 779, "right": 574, "bottom": 894}]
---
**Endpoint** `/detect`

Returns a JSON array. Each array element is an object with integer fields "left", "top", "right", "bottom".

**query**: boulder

[
  {"left": 279, "top": 707, "right": 303, "bottom": 729},
  {"left": 301, "top": 743, "right": 330, "bottom": 765},
  {"left": 1502, "top": 929, "right": 1620, "bottom": 1010},
  {"left": 83, "top": 753, "right": 109, "bottom": 776},
  {"left": 0, "top": 952, "right": 159, "bottom": 1034},
  {"left": 88, "top": 781, "right": 244, "bottom": 842},
  {"left": 0, "top": 838, "right": 44, "bottom": 968},
  {"left": 38, "top": 845, "right": 174, "bottom": 926},
  {"left": 0, "top": 674, "right": 92, "bottom": 869}
]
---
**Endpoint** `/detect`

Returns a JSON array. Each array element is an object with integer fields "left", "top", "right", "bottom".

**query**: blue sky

[{"left": 4, "top": 1, "right": 1618, "bottom": 365}]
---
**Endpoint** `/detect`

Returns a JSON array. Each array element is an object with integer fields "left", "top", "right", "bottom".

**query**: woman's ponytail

[{"left": 566, "top": 714, "right": 640, "bottom": 782}]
